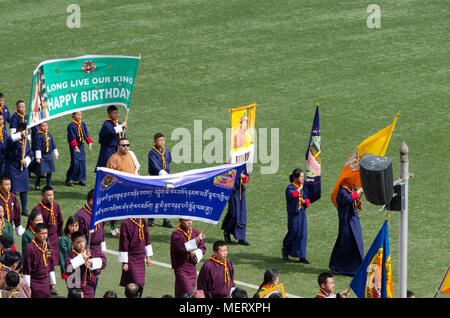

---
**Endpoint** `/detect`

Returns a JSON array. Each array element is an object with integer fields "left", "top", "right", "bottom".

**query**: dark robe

[
  {"left": 5, "top": 135, "right": 33, "bottom": 193},
  {"left": 0, "top": 124, "right": 8, "bottom": 176},
  {"left": 66, "top": 120, "right": 92, "bottom": 182},
  {"left": 75, "top": 204, "right": 105, "bottom": 258},
  {"left": 0, "top": 104, "right": 11, "bottom": 123},
  {"left": 23, "top": 238, "right": 54, "bottom": 298},
  {"left": 31, "top": 201, "right": 64, "bottom": 266},
  {"left": 282, "top": 183, "right": 310, "bottom": 259},
  {"left": 9, "top": 111, "right": 28, "bottom": 132},
  {"left": 148, "top": 146, "right": 171, "bottom": 175},
  {"left": 170, "top": 226, "right": 206, "bottom": 297},
  {"left": 197, "top": 257, "right": 235, "bottom": 298},
  {"left": 34, "top": 130, "right": 57, "bottom": 174},
  {"left": 221, "top": 169, "right": 249, "bottom": 241},
  {"left": 0, "top": 191, "right": 21, "bottom": 231},
  {"left": 65, "top": 249, "right": 106, "bottom": 298},
  {"left": 96, "top": 119, "right": 123, "bottom": 168},
  {"left": 329, "top": 186, "right": 364, "bottom": 275},
  {"left": 118, "top": 218, "right": 152, "bottom": 288}
]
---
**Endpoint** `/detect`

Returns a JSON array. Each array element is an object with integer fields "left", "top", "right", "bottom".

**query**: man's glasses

[{"left": 119, "top": 144, "right": 130, "bottom": 147}]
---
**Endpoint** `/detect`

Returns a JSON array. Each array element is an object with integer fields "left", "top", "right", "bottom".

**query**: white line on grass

[{"left": 105, "top": 249, "right": 301, "bottom": 298}]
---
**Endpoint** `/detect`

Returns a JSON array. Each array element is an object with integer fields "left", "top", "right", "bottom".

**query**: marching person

[
  {"left": 66, "top": 111, "right": 93, "bottom": 187},
  {"left": 282, "top": 168, "right": 311, "bottom": 264},
  {"left": 222, "top": 165, "right": 250, "bottom": 246},
  {"left": 106, "top": 137, "right": 140, "bottom": 237},
  {"left": 315, "top": 272, "right": 349, "bottom": 298},
  {"left": 96, "top": 105, "right": 127, "bottom": 169},
  {"left": 0, "top": 175, "right": 24, "bottom": 237},
  {"left": 170, "top": 218, "right": 206, "bottom": 297},
  {"left": 329, "top": 184, "right": 364, "bottom": 276},
  {"left": 118, "top": 217, "right": 152, "bottom": 298},
  {"left": 23, "top": 223, "right": 56, "bottom": 298},
  {"left": 34, "top": 121, "right": 59, "bottom": 190},
  {"left": 0, "top": 112, "right": 8, "bottom": 176},
  {"left": 197, "top": 240, "right": 235, "bottom": 298},
  {"left": 5, "top": 122, "right": 33, "bottom": 217},
  {"left": 253, "top": 268, "right": 280, "bottom": 298},
  {"left": 0, "top": 93, "right": 11, "bottom": 124},
  {"left": 22, "top": 210, "right": 44, "bottom": 252},
  {"left": 30, "top": 185, "right": 63, "bottom": 295},
  {"left": 58, "top": 216, "right": 79, "bottom": 281},
  {"left": 148, "top": 132, "right": 173, "bottom": 228}
]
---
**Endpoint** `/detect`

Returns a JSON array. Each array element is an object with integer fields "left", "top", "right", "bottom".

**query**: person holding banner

[
  {"left": 118, "top": 217, "right": 152, "bottom": 298},
  {"left": 5, "top": 122, "right": 33, "bottom": 217},
  {"left": 66, "top": 112, "right": 93, "bottom": 187},
  {"left": 34, "top": 121, "right": 59, "bottom": 190},
  {"left": 197, "top": 240, "right": 235, "bottom": 298},
  {"left": 170, "top": 219, "right": 206, "bottom": 297},
  {"left": 106, "top": 137, "right": 140, "bottom": 237},
  {"left": 282, "top": 168, "right": 311, "bottom": 264},
  {"left": 148, "top": 132, "right": 174, "bottom": 228},
  {"left": 329, "top": 185, "right": 364, "bottom": 276},
  {"left": 96, "top": 105, "right": 127, "bottom": 169},
  {"left": 221, "top": 166, "right": 250, "bottom": 246},
  {"left": 9, "top": 100, "right": 28, "bottom": 135}
]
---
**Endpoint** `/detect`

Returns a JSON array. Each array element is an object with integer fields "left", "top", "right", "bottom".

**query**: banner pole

[
  {"left": 201, "top": 223, "right": 211, "bottom": 235},
  {"left": 433, "top": 266, "right": 450, "bottom": 298}
]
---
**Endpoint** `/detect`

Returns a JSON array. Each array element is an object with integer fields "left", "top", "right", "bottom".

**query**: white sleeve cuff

[
  {"left": 193, "top": 248, "right": 204, "bottom": 263},
  {"left": 11, "top": 132, "right": 21, "bottom": 142},
  {"left": 145, "top": 244, "right": 153, "bottom": 257},
  {"left": 24, "top": 275, "right": 30, "bottom": 286},
  {"left": 114, "top": 125, "right": 123, "bottom": 134},
  {"left": 15, "top": 225, "right": 25, "bottom": 236},
  {"left": 89, "top": 257, "right": 102, "bottom": 270},
  {"left": 25, "top": 156, "right": 31, "bottom": 167},
  {"left": 49, "top": 271, "right": 56, "bottom": 285},
  {"left": 101, "top": 241, "right": 106, "bottom": 252},
  {"left": 53, "top": 149, "right": 59, "bottom": 157},
  {"left": 35, "top": 150, "right": 42, "bottom": 159},
  {"left": 118, "top": 251, "right": 128, "bottom": 263},
  {"left": 159, "top": 170, "right": 168, "bottom": 175},
  {"left": 70, "top": 254, "right": 85, "bottom": 269},
  {"left": 184, "top": 239, "right": 197, "bottom": 252}
]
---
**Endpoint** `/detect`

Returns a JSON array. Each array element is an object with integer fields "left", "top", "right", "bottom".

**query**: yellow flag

[
  {"left": 440, "top": 267, "right": 450, "bottom": 294},
  {"left": 331, "top": 111, "right": 400, "bottom": 208}
]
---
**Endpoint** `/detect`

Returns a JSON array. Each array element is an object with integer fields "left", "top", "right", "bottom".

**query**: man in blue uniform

[
  {"left": 0, "top": 93, "right": 11, "bottom": 124},
  {"left": 282, "top": 168, "right": 311, "bottom": 264},
  {"left": 95, "top": 105, "right": 127, "bottom": 169},
  {"left": 34, "top": 121, "right": 59, "bottom": 190},
  {"left": 66, "top": 112, "right": 93, "bottom": 186},
  {"left": 0, "top": 112, "right": 9, "bottom": 176},
  {"left": 147, "top": 133, "right": 173, "bottom": 228},
  {"left": 329, "top": 185, "right": 364, "bottom": 276},
  {"left": 5, "top": 123, "right": 33, "bottom": 217},
  {"left": 221, "top": 166, "right": 250, "bottom": 246}
]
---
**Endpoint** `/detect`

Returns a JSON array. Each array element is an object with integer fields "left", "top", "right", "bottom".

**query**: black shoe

[
  {"left": 50, "top": 288, "right": 59, "bottom": 296},
  {"left": 224, "top": 232, "right": 232, "bottom": 244},
  {"left": 21, "top": 210, "right": 30, "bottom": 217},
  {"left": 238, "top": 240, "right": 250, "bottom": 246},
  {"left": 298, "top": 258, "right": 311, "bottom": 264},
  {"left": 282, "top": 248, "right": 289, "bottom": 261},
  {"left": 79, "top": 181, "right": 87, "bottom": 186},
  {"left": 65, "top": 180, "right": 73, "bottom": 187},
  {"left": 162, "top": 220, "right": 174, "bottom": 228}
]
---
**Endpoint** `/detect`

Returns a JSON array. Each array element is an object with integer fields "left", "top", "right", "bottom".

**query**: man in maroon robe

[
  {"left": 75, "top": 189, "right": 106, "bottom": 258},
  {"left": 170, "top": 219, "right": 206, "bottom": 297},
  {"left": 30, "top": 185, "right": 63, "bottom": 295},
  {"left": 118, "top": 218, "right": 152, "bottom": 297},
  {"left": 197, "top": 240, "right": 235, "bottom": 298},
  {"left": 0, "top": 175, "right": 24, "bottom": 237},
  {"left": 23, "top": 223, "right": 56, "bottom": 298},
  {"left": 64, "top": 232, "right": 106, "bottom": 298}
]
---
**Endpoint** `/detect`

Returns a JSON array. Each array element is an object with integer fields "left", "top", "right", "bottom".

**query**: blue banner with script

[{"left": 90, "top": 163, "right": 246, "bottom": 231}]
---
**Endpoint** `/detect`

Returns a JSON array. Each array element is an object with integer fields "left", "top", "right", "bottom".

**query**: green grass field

[{"left": 0, "top": 0, "right": 448, "bottom": 298}]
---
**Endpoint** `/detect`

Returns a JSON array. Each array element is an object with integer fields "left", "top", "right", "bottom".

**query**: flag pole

[
  {"left": 398, "top": 142, "right": 409, "bottom": 298},
  {"left": 433, "top": 266, "right": 450, "bottom": 298}
]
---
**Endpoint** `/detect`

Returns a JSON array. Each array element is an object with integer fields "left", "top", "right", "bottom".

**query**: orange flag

[{"left": 331, "top": 111, "right": 400, "bottom": 208}]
